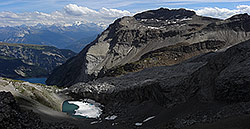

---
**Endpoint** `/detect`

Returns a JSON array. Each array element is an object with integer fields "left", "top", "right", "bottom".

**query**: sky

[{"left": 0, "top": 0, "right": 250, "bottom": 27}]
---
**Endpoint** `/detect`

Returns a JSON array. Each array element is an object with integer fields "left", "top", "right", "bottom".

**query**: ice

[
  {"left": 148, "top": 26, "right": 160, "bottom": 29},
  {"left": 105, "top": 115, "right": 117, "bottom": 120},
  {"left": 135, "top": 123, "right": 143, "bottom": 126},
  {"left": 68, "top": 100, "right": 102, "bottom": 118},
  {"left": 143, "top": 116, "right": 155, "bottom": 122},
  {"left": 135, "top": 116, "right": 156, "bottom": 126}
]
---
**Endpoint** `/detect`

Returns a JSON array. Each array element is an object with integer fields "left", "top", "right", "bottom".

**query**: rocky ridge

[
  {"left": 46, "top": 8, "right": 250, "bottom": 87},
  {"left": 0, "top": 42, "right": 76, "bottom": 78},
  {"left": 102, "top": 40, "right": 226, "bottom": 77},
  {"left": 0, "top": 23, "right": 103, "bottom": 52},
  {"left": 62, "top": 39, "right": 250, "bottom": 129},
  {"left": 0, "top": 91, "right": 77, "bottom": 129}
]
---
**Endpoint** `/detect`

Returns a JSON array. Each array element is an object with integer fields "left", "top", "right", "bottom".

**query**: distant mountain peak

[
  {"left": 227, "top": 13, "right": 250, "bottom": 21},
  {"left": 134, "top": 8, "right": 196, "bottom": 20}
]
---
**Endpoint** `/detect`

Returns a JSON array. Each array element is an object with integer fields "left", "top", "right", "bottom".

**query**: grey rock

[
  {"left": 64, "top": 37, "right": 250, "bottom": 129},
  {"left": 47, "top": 8, "right": 250, "bottom": 87}
]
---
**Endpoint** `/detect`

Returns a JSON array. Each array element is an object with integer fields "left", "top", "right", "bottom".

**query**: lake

[
  {"left": 62, "top": 101, "right": 82, "bottom": 118},
  {"left": 17, "top": 78, "right": 47, "bottom": 84},
  {"left": 62, "top": 100, "right": 102, "bottom": 119}
]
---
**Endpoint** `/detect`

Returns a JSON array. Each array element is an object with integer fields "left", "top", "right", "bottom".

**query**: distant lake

[{"left": 18, "top": 78, "right": 47, "bottom": 84}]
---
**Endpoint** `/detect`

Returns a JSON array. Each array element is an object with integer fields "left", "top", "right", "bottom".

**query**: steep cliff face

[
  {"left": 46, "top": 8, "right": 250, "bottom": 87},
  {"left": 102, "top": 40, "right": 226, "bottom": 77},
  {"left": 63, "top": 39, "right": 250, "bottom": 129},
  {"left": 0, "top": 42, "right": 76, "bottom": 78}
]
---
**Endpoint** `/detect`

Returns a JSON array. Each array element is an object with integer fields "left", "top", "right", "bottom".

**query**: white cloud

[
  {"left": 64, "top": 4, "right": 98, "bottom": 16},
  {"left": 237, "top": 5, "right": 250, "bottom": 13},
  {"left": 196, "top": 5, "right": 250, "bottom": 19},
  {"left": 99, "top": 8, "right": 131, "bottom": 17},
  {"left": 0, "top": 4, "right": 250, "bottom": 28},
  {"left": 0, "top": 4, "right": 132, "bottom": 27}
]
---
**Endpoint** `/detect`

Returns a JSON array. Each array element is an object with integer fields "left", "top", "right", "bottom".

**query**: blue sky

[
  {"left": 0, "top": 0, "right": 250, "bottom": 27},
  {"left": 1, "top": 0, "right": 250, "bottom": 13}
]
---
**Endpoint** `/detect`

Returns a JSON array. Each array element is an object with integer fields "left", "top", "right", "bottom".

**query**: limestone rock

[{"left": 47, "top": 8, "right": 250, "bottom": 87}]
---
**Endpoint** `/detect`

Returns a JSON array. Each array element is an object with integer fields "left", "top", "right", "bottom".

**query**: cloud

[
  {"left": 0, "top": 4, "right": 133, "bottom": 27},
  {"left": 99, "top": 8, "right": 131, "bottom": 17},
  {"left": 0, "top": 4, "right": 250, "bottom": 28},
  {"left": 196, "top": 5, "right": 250, "bottom": 19},
  {"left": 63, "top": 4, "right": 131, "bottom": 17},
  {"left": 237, "top": 5, "right": 250, "bottom": 13},
  {"left": 64, "top": 4, "right": 98, "bottom": 16}
]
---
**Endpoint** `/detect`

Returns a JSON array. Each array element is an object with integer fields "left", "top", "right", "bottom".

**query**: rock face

[
  {"left": 0, "top": 42, "right": 76, "bottom": 78},
  {"left": 47, "top": 8, "right": 250, "bottom": 87},
  {"left": 103, "top": 40, "right": 226, "bottom": 77},
  {"left": 0, "top": 91, "right": 77, "bottom": 129},
  {"left": 63, "top": 39, "right": 250, "bottom": 129}
]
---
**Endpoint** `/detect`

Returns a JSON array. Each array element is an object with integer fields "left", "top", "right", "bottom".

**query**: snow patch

[
  {"left": 42, "top": 51, "right": 62, "bottom": 58},
  {"left": 105, "top": 115, "right": 117, "bottom": 120},
  {"left": 180, "top": 18, "right": 192, "bottom": 21},
  {"left": 140, "top": 19, "right": 148, "bottom": 22},
  {"left": 135, "top": 116, "right": 156, "bottom": 126},
  {"left": 135, "top": 123, "right": 143, "bottom": 126},
  {"left": 143, "top": 116, "right": 155, "bottom": 122},
  {"left": 16, "top": 33, "right": 25, "bottom": 38},
  {"left": 68, "top": 100, "right": 102, "bottom": 118},
  {"left": 14, "top": 70, "right": 26, "bottom": 77},
  {"left": 90, "top": 120, "right": 102, "bottom": 124},
  {"left": 148, "top": 26, "right": 160, "bottom": 29}
]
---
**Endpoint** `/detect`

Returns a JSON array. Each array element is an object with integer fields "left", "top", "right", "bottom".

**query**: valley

[
  {"left": 0, "top": 42, "right": 76, "bottom": 79},
  {"left": 1, "top": 7, "right": 250, "bottom": 129},
  {"left": 0, "top": 23, "right": 103, "bottom": 52}
]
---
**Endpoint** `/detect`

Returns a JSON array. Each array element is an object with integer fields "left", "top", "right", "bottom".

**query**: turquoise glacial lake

[
  {"left": 62, "top": 100, "right": 103, "bottom": 119},
  {"left": 62, "top": 101, "right": 84, "bottom": 118}
]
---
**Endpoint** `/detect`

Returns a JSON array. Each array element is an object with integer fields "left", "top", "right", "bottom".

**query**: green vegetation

[
  {"left": 10, "top": 79, "right": 25, "bottom": 83},
  {"left": 0, "top": 42, "right": 47, "bottom": 48},
  {"left": 1, "top": 77, "right": 62, "bottom": 111},
  {"left": 24, "top": 67, "right": 48, "bottom": 78},
  {"left": 0, "top": 42, "right": 76, "bottom": 79},
  {"left": 0, "top": 42, "right": 46, "bottom": 50},
  {"left": 20, "top": 88, "right": 25, "bottom": 93}
]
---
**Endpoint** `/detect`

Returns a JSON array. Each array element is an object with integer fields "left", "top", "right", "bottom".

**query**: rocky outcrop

[
  {"left": 0, "top": 42, "right": 76, "bottom": 78},
  {"left": 0, "top": 91, "right": 77, "bottom": 129},
  {"left": 0, "top": 77, "right": 68, "bottom": 111},
  {"left": 62, "top": 39, "right": 250, "bottom": 129},
  {"left": 102, "top": 40, "right": 226, "bottom": 77},
  {"left": 134, "top": 8, "right": 196, "bottom": 20},
  {"left": 47, "top": 8, "right": 250, "bottom": 87}
]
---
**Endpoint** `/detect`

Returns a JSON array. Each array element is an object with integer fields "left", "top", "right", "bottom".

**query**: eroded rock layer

[{"left": 47, "top": 8, "right": 250, "bottom": 87}]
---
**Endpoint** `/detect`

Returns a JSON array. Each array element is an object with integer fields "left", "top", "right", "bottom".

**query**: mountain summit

[
  {"left": 134, "top": 8, "right": 196, "bottom": 20},
  {"left": 46, "top": 8, "right": 250, "bottom": 87}
]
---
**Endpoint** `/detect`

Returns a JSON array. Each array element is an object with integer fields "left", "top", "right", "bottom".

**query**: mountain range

[
  {"left": 1, "top": 8, "right": 250, "bottom": 129},
  {"left": 0, "top": 22, "right": 103, "bottom": 52},
  {"left": 46, "top": 8, "right": 250, "bottom": 87},
  {"left": 0, "top": 42, "right": 76, "bottom": 78},
  {"left": 44, "top": 8, "right": 250, "bottom": 129}
]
